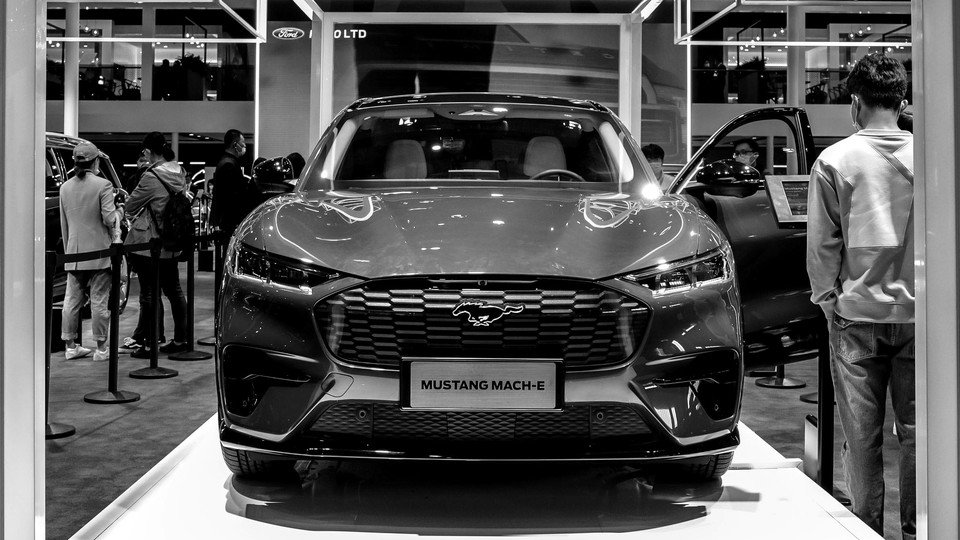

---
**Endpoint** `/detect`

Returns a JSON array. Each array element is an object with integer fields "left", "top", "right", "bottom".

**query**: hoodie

[{"left": 806, "top": 129, "right": 914, "bottom": 323}]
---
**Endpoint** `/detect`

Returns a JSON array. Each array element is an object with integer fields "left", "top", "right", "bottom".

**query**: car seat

[
  {"left": 384, "top": 139, "right": 427, "bottom": 179},
  {"left": 523, "top": 136, "right": 566, "bottom": 178}
]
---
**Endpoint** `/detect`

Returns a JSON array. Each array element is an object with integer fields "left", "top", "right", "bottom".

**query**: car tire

[
  {"left": 659, "top": 451, "right": 734, "bottom": 482},
  {"left": 221, "top": 446, "right": 298, "bottom": 480}
]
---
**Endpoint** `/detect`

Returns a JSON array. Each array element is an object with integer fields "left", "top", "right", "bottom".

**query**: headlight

[
  {"left": 232, "top": 243, "right": 340, "bottom": 293},
  {"left": 619, "top": 249, "right": 732, "bottom": 296}
]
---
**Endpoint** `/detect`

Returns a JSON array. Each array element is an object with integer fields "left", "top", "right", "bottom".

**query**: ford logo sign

[{"left": 272, "top": 27, "right": 305, "bottom": 40}]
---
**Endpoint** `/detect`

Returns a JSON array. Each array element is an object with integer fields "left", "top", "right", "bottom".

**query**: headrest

[
  {"left": 384, "top": 139, "right": 427, "bottom": 179},
  {"left": 523, "top": 136, "right": 566, "bottom": 177}
]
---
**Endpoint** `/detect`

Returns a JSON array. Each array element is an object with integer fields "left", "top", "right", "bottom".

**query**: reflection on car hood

[{"left": 240, "top": 187, "right": 716, "bottom": 280}]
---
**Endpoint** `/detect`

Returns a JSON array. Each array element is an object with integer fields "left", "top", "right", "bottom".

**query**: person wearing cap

[{"left": 59, "top": 141, "right": 121, "bottom": 361}]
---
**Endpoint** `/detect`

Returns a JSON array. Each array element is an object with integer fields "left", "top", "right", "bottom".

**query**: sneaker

[
  {"left": 119, "top": 336, "right": 144, "bottom": 353},
  {"left": 158, "top": 340, "right": 189, "bottom": 354},
  {"left": 65, "top": 345, "right": 92, "bottom": 360},
  {"left": 130, "top": 347, "right": 153, "bottom": 359},
  {"left": 93, "top": 348, "right": 110, "bottom": 362}
]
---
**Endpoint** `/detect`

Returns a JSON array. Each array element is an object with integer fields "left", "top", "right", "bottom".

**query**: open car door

[{"left": 666, "top": 107, "right": 819, "bottom": 369}]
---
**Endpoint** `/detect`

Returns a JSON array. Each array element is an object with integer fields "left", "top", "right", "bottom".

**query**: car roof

[
  {"left": 45, "top": 132, "right": 111, "bottom": 159},
  {"left": 349, "top": 92, "right": 607, "bottom": 112}
]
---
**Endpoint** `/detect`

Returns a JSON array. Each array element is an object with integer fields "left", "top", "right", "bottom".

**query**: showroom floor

[{"left": 45, "top": 256, "right": 904, "bottom": 540}]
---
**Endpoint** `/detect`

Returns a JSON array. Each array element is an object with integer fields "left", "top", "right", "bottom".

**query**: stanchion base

[
  {"left": 168, "top": 350, "right": 213, "bottom": 361},
  {"left": 196, "top": 336, "right": 216, "bottom": 346},
  {"left": 45, "top": 422, "right": 76, "bottom": 440},
  {"left": 83, "top": 389, "right": 142, "bottom": 404},
  {"left": 800, "top": 391, "right": 836, "bottom": 405},
  {"left": 129, "top": 367, "right": 178, "bottom": 379},
  {"left": 756, "top": 376, "right": 807, "bottom": 389}
]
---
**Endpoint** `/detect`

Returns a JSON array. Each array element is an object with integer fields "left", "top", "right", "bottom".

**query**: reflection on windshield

[{"left": 302, "top": 104, "right": 652, "bottom": 192}]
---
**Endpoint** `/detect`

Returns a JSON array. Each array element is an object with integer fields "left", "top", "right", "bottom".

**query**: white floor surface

[{"left": 72, "top": 416, "right": 880, "bottom": 540}]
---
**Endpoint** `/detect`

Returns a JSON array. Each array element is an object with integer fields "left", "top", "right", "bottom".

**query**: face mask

[
  {"left": 734, "top": 150, "right": 756, "bottom": 166},
  {"left": 237, "top": 143, "right": 247, "bottom": 157},
  {"left": 649, "top": 160, "right": 663, "bottom": 179},
  {"left": 850, "top": 96, "right": 862, "bottom": 131}
]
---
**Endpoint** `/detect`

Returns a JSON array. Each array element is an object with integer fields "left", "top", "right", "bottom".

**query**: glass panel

[
  {"left": 804, "top": 14, "right": 912, "bottom": 105},
  {"left": 331, "top": 23, "right": 620, "bottom": 115}
]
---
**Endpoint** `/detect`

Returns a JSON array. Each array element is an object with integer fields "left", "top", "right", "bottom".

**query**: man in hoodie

[
  {"left": 806, "top": 53, "right": 914, "bottom": 540},
  {"left": 59, "top": 141, "right": 121, "bottom": 361}
]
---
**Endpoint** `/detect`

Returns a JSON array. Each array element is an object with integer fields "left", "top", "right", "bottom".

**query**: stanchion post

[
  {"left": 197, "top": 231, "right": 222, "bottom": 347},
  {"left": 130, "top": 240, "right": 178, "bottom": 379},
  {"left": 84, "top": 243, "right": 140, "bottom": 404},
  {"left": 169, "top": 238, "right": 211, "bottom": 361},
  {"left": 816, "top": 317, "right": 835, "bottom": 494},
  {"left": 45, "top": 251, "right": 75, "bottom": 439}
]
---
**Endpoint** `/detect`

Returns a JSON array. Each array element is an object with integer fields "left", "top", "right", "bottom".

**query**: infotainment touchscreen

[{"left": 765, "top": 175, "right": 810, "bottom": 228}]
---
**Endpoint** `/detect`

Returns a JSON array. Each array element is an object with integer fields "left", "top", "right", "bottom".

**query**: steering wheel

[{"left": 529, "top": 169, "right": 586, "bottom": 182}]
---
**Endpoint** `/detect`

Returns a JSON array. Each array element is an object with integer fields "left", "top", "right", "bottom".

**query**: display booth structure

[{"left": 73, "top": 417, "right": 879, "bottom": 540}]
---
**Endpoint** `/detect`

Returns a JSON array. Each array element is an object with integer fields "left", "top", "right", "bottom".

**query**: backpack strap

[{"left": 146, "top": 167, "right": 181, "bottom": 196}]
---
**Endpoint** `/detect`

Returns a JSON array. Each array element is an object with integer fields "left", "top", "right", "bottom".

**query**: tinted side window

[{"left": 46, "top": 149, "right": 65, "bottom": 196}]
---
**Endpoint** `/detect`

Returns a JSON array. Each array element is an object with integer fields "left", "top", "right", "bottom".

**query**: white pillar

[
  {"left": 623, "top": 14, "right": 643, "bottom": 142},
  {"left": 913, "top": 2, "right": 959, "bottom": 539},
  {"left": 141, "top": 7, "right": 155, "bottom": 101},
  {"left": 64, "top": 4, "right": 80, "bottom": 136},
  {"left": 309, "top": 14, "right": 324, "bottom": 146},
  {"left": 786, "top": 6, "right": 804, "bottom": 107},
  {"left": 171, "top": 131, "right": 179, "bottom": 162},
  {"left": 1, "top": 0, "right": 45, "bottom": 538}
]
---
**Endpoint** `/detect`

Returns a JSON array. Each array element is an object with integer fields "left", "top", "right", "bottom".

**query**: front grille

[
  {"left": 315, "top": 277, "right": 650, "bottom": 370},
  {"left": 311, "top": 403, "right": 652, "bottom": 443}
]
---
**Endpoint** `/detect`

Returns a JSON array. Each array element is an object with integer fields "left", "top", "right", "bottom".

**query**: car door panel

[{"left": 670, "top": 108, "right": 819, "bottom": 368}]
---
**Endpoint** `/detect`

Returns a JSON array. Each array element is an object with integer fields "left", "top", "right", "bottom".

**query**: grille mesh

[
  {"left": 310, "top": 403, "right": 651, "bottom": 443},
  {"left": 316, "top": 277, "right": 649, "bottom": 370}
]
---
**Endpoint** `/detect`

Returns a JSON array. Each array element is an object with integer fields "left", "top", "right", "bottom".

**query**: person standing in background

[
  {"left": 122, "top": 132, "right": 190, "bottom": 356},
  {"left": 209, "top": 129, "right": 257, "bottom": 238},
  {"left": 806, "top": 53, "right": 915, "bottom": 540},
  {"left": 640, "top": 143, "right": 674, "bottom": 186},
  {"left": 59, "top": 141, "right": 121, "bottom": 361}
]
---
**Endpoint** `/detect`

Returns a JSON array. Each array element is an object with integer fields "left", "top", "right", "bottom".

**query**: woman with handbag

[{"left": 122, "top": 132, "right": 190, "bottom": 357}]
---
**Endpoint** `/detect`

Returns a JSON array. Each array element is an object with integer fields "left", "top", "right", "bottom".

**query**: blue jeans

[
  {"left": 61, "top": 269, "right": 112, "bottom": 342},
  {"left": 829, "top": 314, "right": 915, "bottom": 540}
]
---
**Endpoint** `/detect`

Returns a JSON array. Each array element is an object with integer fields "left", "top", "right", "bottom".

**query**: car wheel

[
  {"left": 658, "top": 451, "right": 734, "bottom": 482},
  {"left": 221, "top": 446, "right": 298, "bottom": 480}
]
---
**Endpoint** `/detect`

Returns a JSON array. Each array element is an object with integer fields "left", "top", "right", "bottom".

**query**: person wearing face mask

[
  {"left": 122, "top": 132, "right": 190, "bottom": 356},
  {"left": 732, "top": 138, "right": 761, "bottom": 168},
  {"left": 641, "top": 143, "right": 674, "bottom": 186},
  {"left": 806, "top": 53, "right": 914, "bottom": 540},
  {"left": 209, "top": 129, "right": 257, "bottom": 239}
]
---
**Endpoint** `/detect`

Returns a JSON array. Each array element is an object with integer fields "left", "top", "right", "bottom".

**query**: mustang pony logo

[{"left": 453, "top": 301, "right": 524, "bottom": 326}]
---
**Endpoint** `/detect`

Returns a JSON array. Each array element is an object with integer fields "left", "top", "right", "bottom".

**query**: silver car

[{"left": 216, "top": 93, "right": 743, "bottom": 481}]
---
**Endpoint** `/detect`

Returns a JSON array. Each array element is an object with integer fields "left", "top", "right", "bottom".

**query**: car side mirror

[{"left": 697, "top": 159, "right": 763, "bottom": 198}]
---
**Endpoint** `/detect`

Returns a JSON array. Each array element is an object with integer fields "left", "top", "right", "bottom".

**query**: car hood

[{"left": 239, "top": 187, "right": 720, "bottom": 280}]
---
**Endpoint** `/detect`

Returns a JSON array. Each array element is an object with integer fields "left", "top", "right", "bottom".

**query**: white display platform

[{"left": 72, "top": 416, "right": 880, "bottom": 540}]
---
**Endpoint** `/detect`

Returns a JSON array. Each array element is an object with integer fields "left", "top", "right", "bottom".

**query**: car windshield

[{"left": 301, "top": 102, "right": 655, "bottom": 192}]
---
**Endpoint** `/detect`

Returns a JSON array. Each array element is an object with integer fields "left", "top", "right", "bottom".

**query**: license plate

[{"left": 404, "top": 360, "right": 561, "bottom": 410}]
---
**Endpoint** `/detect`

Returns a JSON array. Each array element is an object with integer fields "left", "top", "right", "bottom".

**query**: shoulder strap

[
  {"left": 146, "top": 166, "right": 183, "bottom": 196},
  {"left": 864, "top": 138, "right": 914, "bottom": 184}
]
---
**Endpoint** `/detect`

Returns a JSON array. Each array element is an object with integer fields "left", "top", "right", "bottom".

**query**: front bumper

[{"left": 217, "top": 268, "right": 743, "bottom": 463}]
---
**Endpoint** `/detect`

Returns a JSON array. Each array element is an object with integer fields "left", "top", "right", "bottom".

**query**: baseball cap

[{"left": 72, "top": 141, "right": 99, "bottom": 163}]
